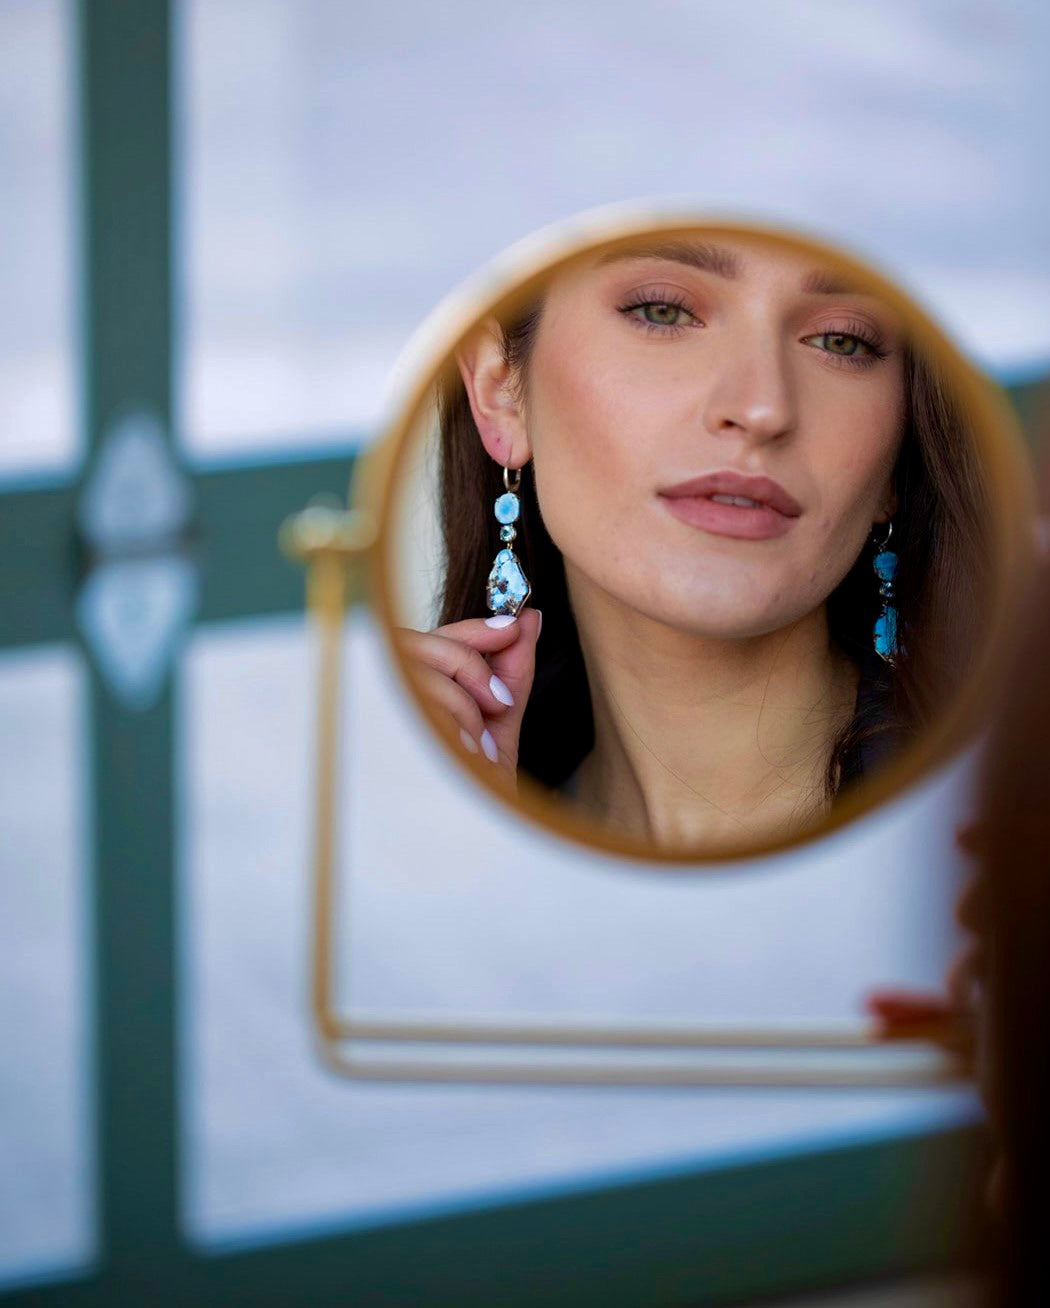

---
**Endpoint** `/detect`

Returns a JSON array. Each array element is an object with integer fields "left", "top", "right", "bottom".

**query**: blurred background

[{"left": 2, "top": 1, "right": 1048, "bottom": 1304}]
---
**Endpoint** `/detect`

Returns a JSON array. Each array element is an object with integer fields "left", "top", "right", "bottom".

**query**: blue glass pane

[
  {"left": 0, "top": 0, "right": 78, "bottom": 483},
  {"left": 0, "top": 646, "right": 93, "bottom": 1288}
]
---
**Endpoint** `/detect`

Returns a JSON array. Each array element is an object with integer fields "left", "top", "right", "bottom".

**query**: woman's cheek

[
  {"left": 531, "top": 377, "right": 647, "bottom": 513},
  {"left": 804, "top": 513, "right": 870, "bottom": 602}
]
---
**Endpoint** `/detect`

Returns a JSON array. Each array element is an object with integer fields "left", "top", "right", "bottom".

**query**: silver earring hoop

[
  {"left": 486, "top": 465, "right": 531, "bottom": 616},
  {"left": 872, "top": 520, "right": 894, "bottom": 552}
]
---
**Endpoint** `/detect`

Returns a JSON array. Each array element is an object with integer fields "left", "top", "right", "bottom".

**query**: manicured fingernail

[
  {"left": 485, "top": 614, "right": 516, "bottom": 628},
  {"left": 489, "top": 674, "right": 514, "bottom": 706},
  {"left": 535, "top": 609, "right": 543, "bottom": 637},
  {"left": 480, "top": 729, "right": 499, "bottom": 763},
  {"left": 459, "top": 728, "right": 479, "bottom": 754}
]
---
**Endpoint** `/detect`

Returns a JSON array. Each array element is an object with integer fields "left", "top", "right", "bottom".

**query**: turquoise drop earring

[
  {"left": 486, "top": 466, "right": 531, "bottom": 617},
  {"left": 872, "top": 521, "right": 898, "bottom": 664}
]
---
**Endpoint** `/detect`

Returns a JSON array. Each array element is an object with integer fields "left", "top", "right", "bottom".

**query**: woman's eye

[
  {"left": 804, "top": 331, "right": 873, "bottom": 358},
  {"left": 624, "top": 301, "right": 696, "bottom": 329}
]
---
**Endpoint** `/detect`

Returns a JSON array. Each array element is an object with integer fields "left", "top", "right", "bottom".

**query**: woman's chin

[
  {"left": 625, "top": 597, "right": 814, "bottom": 644},
  {"left": 568, "top": 559, "right": 818, "bottom": 641}
]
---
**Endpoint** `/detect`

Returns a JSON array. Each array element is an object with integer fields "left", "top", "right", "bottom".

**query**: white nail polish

[
  {"left": 480, "top": 729, "right": 499, "bottom": 762},
  {"left": 485, "top": 614, "right": 517, "bottom": 628},
  {"left": 489, "top": 674, "right": 514, "bottom": 706},
  {"left": 459, "top": 728, "right": 479, "bottom": 754}
]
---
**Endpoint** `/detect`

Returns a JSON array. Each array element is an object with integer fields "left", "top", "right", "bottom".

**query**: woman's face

[{"left": 478, "top": 234, "right": 907, "bottom": 640}]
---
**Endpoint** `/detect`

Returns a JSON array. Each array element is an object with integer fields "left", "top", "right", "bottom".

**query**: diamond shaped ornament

[
  {"left": 77, "top": 556, "right": 199, "bottom": 709},
  {"left": 78, "top": 410, "right": 192, "bottom": 551},
  {"left": 76, "top": 410, "right": 198, "bottom": 708}
]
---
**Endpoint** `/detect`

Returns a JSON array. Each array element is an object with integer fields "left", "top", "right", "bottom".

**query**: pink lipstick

[{"left": 658, "top": 471, "right": 802, "bottom": 541}]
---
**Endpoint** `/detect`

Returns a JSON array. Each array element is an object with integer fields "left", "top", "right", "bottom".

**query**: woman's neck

[{"left": 567, "top": 576, "right": 860, "bottom": 852}]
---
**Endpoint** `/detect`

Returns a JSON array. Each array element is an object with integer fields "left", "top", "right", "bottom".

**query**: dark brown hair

[{"left": 436, "top": 284, "right": 991, "bottom": 799}]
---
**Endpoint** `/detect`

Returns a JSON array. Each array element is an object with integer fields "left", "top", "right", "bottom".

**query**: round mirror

[{"left": 356, "top": 208, "right": 1034, "bottom": 864}]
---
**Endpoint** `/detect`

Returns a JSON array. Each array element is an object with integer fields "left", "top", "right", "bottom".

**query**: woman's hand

[
  {"left": 394, "top": 608, "right": 542, "bottom": 790},
  {"left": 865, "top": 825, "right": 987, "bottom": 1052}
]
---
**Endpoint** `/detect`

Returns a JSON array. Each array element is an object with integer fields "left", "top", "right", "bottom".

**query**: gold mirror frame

[{"left": 283, "top": 205, "right": 1035, "bottom": 1087}]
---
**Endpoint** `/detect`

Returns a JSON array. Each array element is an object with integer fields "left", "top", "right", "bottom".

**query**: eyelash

[{"left": 617, "top": 299, "right": 889, "bottom": 369}]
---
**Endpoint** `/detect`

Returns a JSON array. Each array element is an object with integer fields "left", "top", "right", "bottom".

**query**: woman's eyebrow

[
  {"left": 800, "top": 268, "right": 868, "bottom": 296},
  {"left": 596, "top": 242, "right": 876, "bottom": 299},
  {"left": 595, "top": 240, "right": 742, "bottom": 278}
]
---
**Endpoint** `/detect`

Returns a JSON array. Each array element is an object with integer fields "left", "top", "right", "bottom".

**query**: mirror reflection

[{"left": 384, "top": 222, "right": 1025, "bottom": 859}]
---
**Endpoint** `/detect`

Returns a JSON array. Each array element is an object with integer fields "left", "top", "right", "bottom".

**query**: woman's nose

[{"left": 700, "top": 335, "right": 797, "bottom": 446}]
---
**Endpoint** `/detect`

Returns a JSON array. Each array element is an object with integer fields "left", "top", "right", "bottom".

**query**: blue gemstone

[
  {"left": 494, "top": 492, "right": 520, "bottom": 525},
  {"left": 874, "top": 605, "right": 898, "bottom": 659},
  {"left": 874, "top": 550, "right": 898, "bottom": 582},
  {"left": 486, "top": 548, "right": 530, "bottom": 616}
]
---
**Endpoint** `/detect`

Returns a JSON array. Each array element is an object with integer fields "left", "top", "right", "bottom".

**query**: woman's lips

[{"left": 658, "top": 471, "right": 802, "bottom": 541}]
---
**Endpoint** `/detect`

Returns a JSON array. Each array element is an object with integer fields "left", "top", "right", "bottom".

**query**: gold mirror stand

[{"left": 281, "top": 502, "right": 973, "bottom": 1089}]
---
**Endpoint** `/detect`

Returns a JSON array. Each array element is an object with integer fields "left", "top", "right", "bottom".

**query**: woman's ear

[
  {"left": 874, "top": 475, "right": 899, "bottom": 524},
  {"left": 456, "top": 318, "right": 532, "bottom": 468}
]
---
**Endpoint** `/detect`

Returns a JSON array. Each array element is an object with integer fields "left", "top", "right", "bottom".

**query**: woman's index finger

[{"left": 429, "top": 613, "right": 525, "bottom": 652}]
